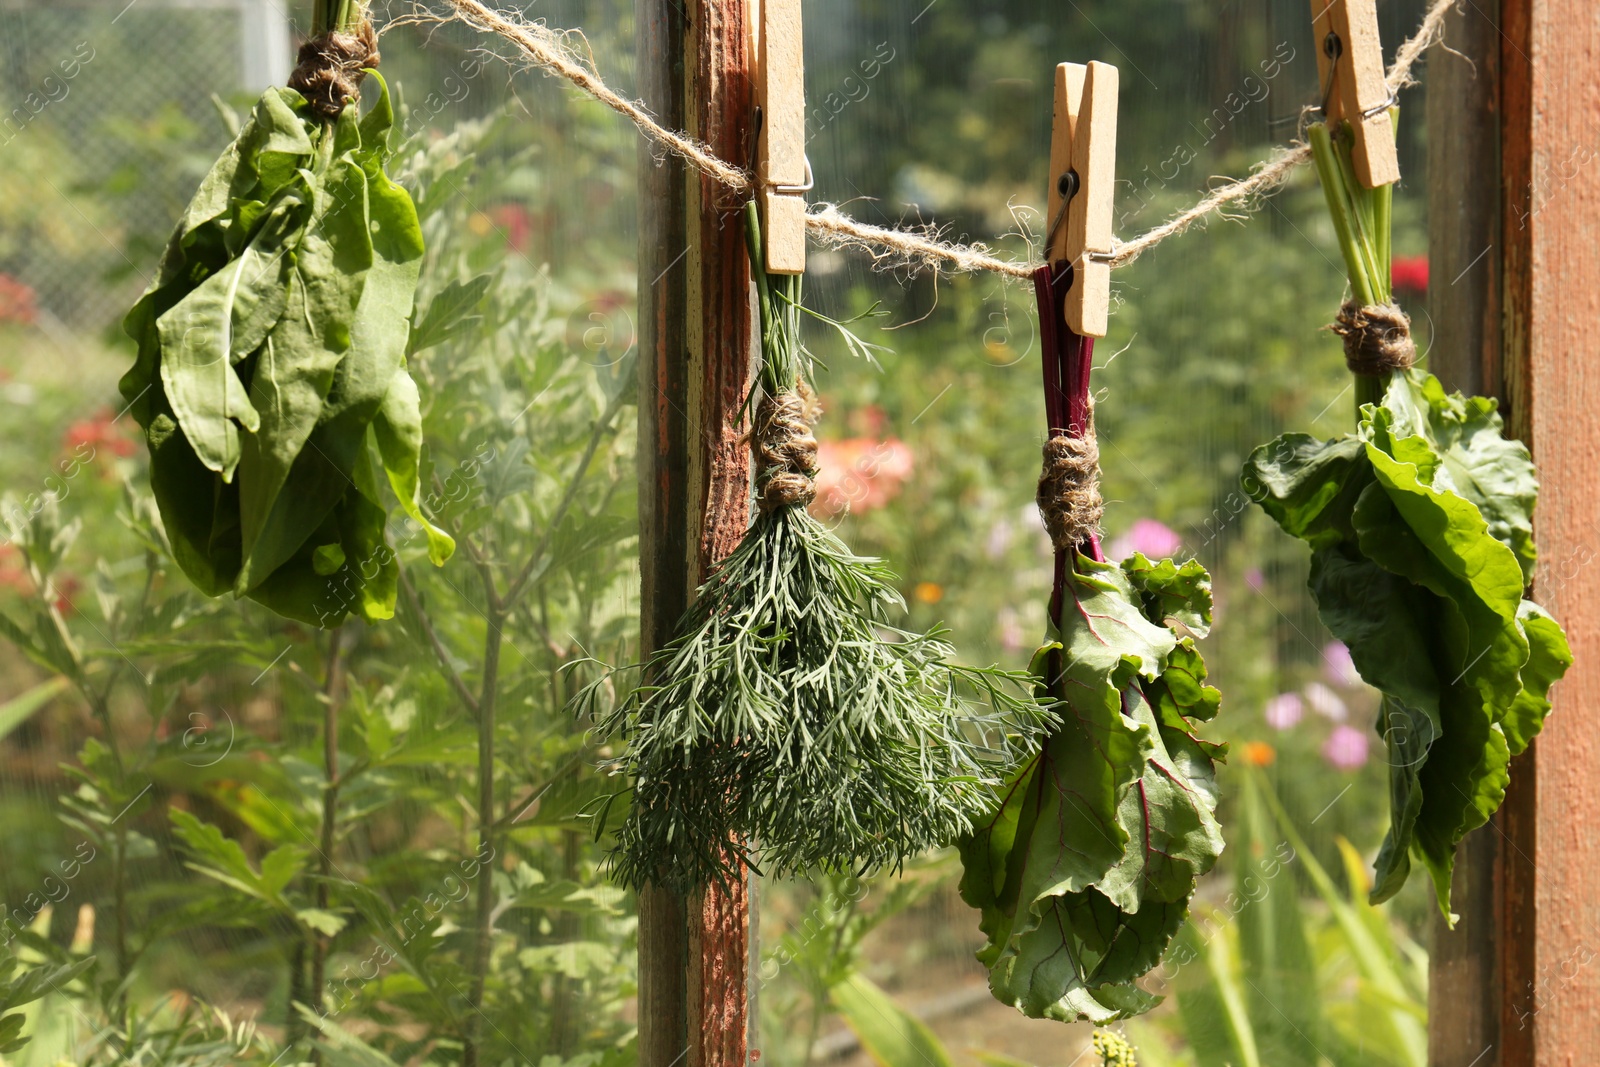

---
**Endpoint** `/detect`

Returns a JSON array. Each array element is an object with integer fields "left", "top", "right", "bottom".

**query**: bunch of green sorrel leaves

[
  {"left": 580, "top": 204, "right": 1050, "bottom": 892},
  {"left": 957, "top": 552, "right": 1226, "bottom": 1024},
  {"left": 120, "top": 54, "right": 452, "bottom": 628},
  {"left": 1242, "top": 113, "right": 1571, "bottom": 919}
]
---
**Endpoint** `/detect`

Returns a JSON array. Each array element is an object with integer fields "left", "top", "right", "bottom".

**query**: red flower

[
  {"left": 488, "top": 203, "right": 534, "bottom": 254},
  {"left": 1391, "top": 255, "right": 1429, "bottom": 296},
  {"left": 63, "top": 408, "right": 138, "bottom": 460},
  {"left": 0, "top": 274, "right": 37, "bottom": 325},
  {"left": 51, "top": 574, "right": 80, "bottom": 617}
]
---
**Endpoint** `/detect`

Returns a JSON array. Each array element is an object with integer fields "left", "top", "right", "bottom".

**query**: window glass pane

[{"left": 0, "top": 1, "right": 1433, "bottom": 1064}]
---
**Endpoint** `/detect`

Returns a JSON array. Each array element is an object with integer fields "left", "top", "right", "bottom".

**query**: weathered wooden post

[
  {"left": 635, "top": 0, "right": 755, "bottom": 1063},
  {"left": 1429, "top": 0, "right": 1600, "bottom": 1061}
]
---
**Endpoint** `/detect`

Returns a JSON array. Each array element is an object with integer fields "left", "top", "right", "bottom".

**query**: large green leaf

[
  {"left": 1352, "top": 484, "right": 1527, "bottom": 714},
  {"left": 373, "top": 371, "right": 455, "bottom": 565},
  {"left": 235, "top": 142, "right": 371, "bottom": 592},
  {"left": 1244, "top": 368, "right": 1570, "bottom": 918},
  {"left": 154, "top": 260, "right": 263, "bottom": 479},
  {"left": 1306, "top": 547, "right": 1440, "bottom": 903},
  {"left": 1384, "top": 369, "right": 1539, "bottom": 581},
  {"left": 1502, "top": 602, "right": 1572, "bottom": 755},
  {"left": 1242, "top": 433, "right": 1370, "bottom": 549},
  {"left": 233, "top": 264, "right": 348, "bottom": 593},
  {"left": 145, "top": 409, "right": 242, "bottom": 596}
]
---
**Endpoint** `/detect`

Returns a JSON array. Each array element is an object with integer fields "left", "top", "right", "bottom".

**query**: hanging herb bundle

[
  {"left": 957, "top": 266, "right": 1226, "bottom": 1024},
  {"left": 119, "top": 1, "right": 453, "bottom": 628},
  {"left": 583, "top": 203, "right": 1049, "bottom": 892},
  {"left": 1241, "top": 114, "right": 1571, "bottom": 917}
]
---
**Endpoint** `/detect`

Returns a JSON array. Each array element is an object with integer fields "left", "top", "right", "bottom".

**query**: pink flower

[
  {"left": 997, "top": 608, "right": 1026, "bottom": 653},
  {"left": 855, "top": 404, "right": 889, "bottom": 437},
  {"left": 985, "top": 518, "right": 1015, "bottom": 560},
  {"left": 1263, "top": 692, "right": 1304, "bottom": 730},
  {"left": 1322, "top": 725, "right": 1370, "bottom": 770},
  {"left": 1304, "top": 681, "right": 1348, "bottom": 722},
  {"left": 1245, "top": 567, "right": 1265, "bottom": 591},
  {"left": 1391, "top": 256, "right": 1429, "bottom": 296},
  {"left": 1323, "top": 641, "right": 1361, "bottom": 687},
  {"left": 1108, "top": 518, "right": 1183, "bottom": 562},
  {"left": 812, "top": 438, "right": 914, "bottom": 517}
]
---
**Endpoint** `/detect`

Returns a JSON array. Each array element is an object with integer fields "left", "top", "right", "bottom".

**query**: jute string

[
  {"left": 1332, "top": 300, "right": 1416, "bottom": 375},
  {"left": 1037, "top": 403, "right": 1104, "bottom": 551},
  {"left": 431, "top": 0, "right": 1459, "bottom": 278},
  {"left": 753, "top": 386, "right": 821, "bottom": 512},
  {"left": 289, "top": 21, "right": 381, "bottom": 119}
]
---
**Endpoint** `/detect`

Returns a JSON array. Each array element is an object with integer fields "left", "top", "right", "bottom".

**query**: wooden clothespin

[
  {"left": 1309, "top": 0, "right": 1400, "bottom": 188},
  {"left": 756, "top": 0, "right": 807, "bottom": 274},
  {"left": 1044, "top": 61, "right": 1118, "bottom": 338}
]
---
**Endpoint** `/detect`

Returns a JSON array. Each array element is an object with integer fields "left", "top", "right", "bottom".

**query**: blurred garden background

[{"left": 0, "top": 0, "right": 1436, "bottom": 1063}]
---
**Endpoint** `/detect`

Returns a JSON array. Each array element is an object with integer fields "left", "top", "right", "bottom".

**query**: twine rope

[
  {"left": 289, "top": 21, "right": 381, "bottom": 119},
  {"left": 435, "top": 0, "right": 1457, "bottom": 278},
  {"left": 1332, "top": 300, "right": 1416, "bottom": 375},
  {"left": 1037, "top": 404, "right": 1104, "bottom": 551},
  {"left": 753, "top": 387, "right": 821, "bottom": 512}
]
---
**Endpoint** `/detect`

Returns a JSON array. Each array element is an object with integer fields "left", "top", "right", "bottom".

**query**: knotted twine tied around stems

[
  {"left": 289, "top": 21, "right": 381, "bottom": 119},
  {"left": 754, "top": 384, "right": 821, "bottom": 512},
  {"left": 1037, "top": 400, "right": 1104, "bottom": 552},
  {"left": 1331, "top": 300, "right": 1417, "bottom": 376}
]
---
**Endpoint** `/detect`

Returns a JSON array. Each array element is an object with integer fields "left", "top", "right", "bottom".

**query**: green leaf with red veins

[{"left": 960, "top": 552, "right": 1224, "bottom": 1024}]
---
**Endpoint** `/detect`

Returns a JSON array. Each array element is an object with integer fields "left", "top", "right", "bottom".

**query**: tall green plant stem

[
  {"left": 309, "top": 623, "right": 347, "bottom": 1052},
  {"left": 311, "top": 0, "right": 360, "bottom": 35},
  {"left": 1308, "top": 114, "right": 1400, "bottom": 414},
  {"left": 744, "top": 201, "right": 802, "bottom": 394},
  {"left": 29, "top": 554, "right": 133, "bottom": 988},
  {"left": 462, "top": 597, "right": 504, "bottom": 1067},
  {"left": 417, "top": 386, "right": 619, "bottom": 1064},
  {"left": 1309, "top": 124, "right": 1379, "bottom": 308}
]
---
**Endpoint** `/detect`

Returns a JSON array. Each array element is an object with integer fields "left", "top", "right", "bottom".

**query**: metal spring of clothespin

[{"left": 1309, "top": 0, "right": 1400, "bottom": 189}]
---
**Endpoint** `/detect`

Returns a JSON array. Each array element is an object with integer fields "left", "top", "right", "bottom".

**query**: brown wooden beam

[
  {"left": 1432, "top": 0, "right": 1600, "bottom": 1062},
  {"left": 1425, "top": 2, "right": 1504, "bottom": 1057},
  {"left": 1502, "top": 0, "right": 1600, "bottom": 1059},
  {"left": 636, "top": 0, "right": 754, "bottom": 1064}
]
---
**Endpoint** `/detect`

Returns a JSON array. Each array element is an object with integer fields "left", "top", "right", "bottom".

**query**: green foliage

[
  {"left": 119, "top": 73, "right": 451, "bottom": 627},
  {"left": 1244, "top": 368, "right": 1571, "bottom": 916},
  {"left": 829, "top": 972, "right": 956, "bottom": 1067},
  {"left": 0, "top": 2, "right": 1446, "bottom": 1061},
  {"left": 0, "top": 940, "right": 93, "bottom": 1054},
  {"left": 0, "top": 91, "right": 641, "bottom": 1064},
  {"left": 957, "top": 554, "right": 1225, "bottom": 1023},
  {"left": 1149, "top": 771, "right": 1427, "bottom": 1067},
  {"left": 757, "top": 863, "right": 952, "bottom": 1066}
]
